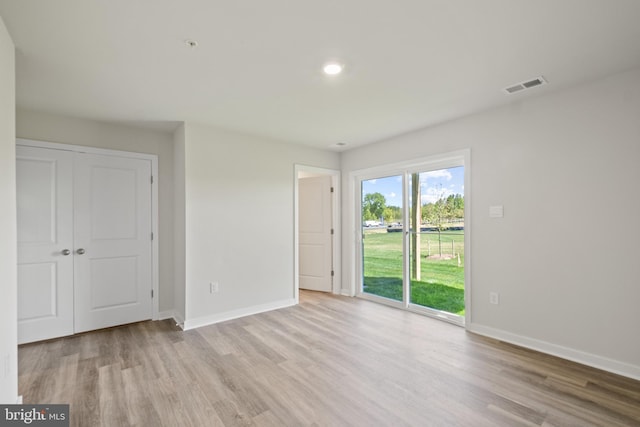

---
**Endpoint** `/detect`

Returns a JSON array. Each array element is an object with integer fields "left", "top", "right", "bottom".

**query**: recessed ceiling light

[
  {"left": 185, "top": 39, "right": 198, "bottom": 48},
  {"left": 336, "top": 142, "right": 347, "bottom": 146},
  {"left": 323, "top": 62, "right": 344, "bottom": 75}
]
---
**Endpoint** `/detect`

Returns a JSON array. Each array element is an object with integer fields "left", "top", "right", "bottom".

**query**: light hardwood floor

[{"left": 19, "top": 291, "right": 640, "bottom": 426}]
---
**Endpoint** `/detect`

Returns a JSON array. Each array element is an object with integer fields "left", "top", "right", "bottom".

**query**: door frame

[
  {"left": 348, "top": 149, "right": 471, "bottom": 327},
  {"left": 294, "top": 165, "right": 341, "bottom": 303},
  {"left": 17, "top": 138, "right": 160, "bottom": 321}
]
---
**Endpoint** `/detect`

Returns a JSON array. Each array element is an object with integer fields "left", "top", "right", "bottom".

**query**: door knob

[
  {"left": 61, "top": 249, "right": 71, "bottom": 256},
  {"left": 76, "top": 248, "right": 86, "bottom": 255}
]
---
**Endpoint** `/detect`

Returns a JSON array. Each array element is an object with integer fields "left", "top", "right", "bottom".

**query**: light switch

[{"left": 489, "top": 205, "right": 504, "bottom": 218}]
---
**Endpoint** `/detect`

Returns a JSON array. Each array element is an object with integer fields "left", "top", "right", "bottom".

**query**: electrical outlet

[
  {"left": 210, "top": 282, "right": 219, "bottom": 293},
  {"left": 489, "top": 292, "right": 500, "bottom": 305}
]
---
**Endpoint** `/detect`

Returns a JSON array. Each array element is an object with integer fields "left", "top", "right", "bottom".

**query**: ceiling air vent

[{"left": 503, "top": 76, "right": 547, "bottom": 95}]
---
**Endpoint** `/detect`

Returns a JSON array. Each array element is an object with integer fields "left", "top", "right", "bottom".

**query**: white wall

[
  {"left": 15, "top": 109, "right": 176, "bottom": 313},
  {"left": 0, "top": 15, "right": 17, "bottom": 403},
  {"left": 173, "top": 124, "right": 186, "bottom": 323},
  {"left": 341, "top": 68, "right": 640, "bottom": 379},
  {"left": 181, "top": 123, "right": 340, "bottom": 327}
]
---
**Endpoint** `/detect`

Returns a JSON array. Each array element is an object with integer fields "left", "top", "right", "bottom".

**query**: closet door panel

[
  {"left": 16, "top": 146, "right": 74, "bottom": 344},
  {"left": 73, "top": 153, "right": 153, "bottom": 333}
]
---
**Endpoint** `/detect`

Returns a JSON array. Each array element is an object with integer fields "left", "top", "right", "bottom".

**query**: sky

[{"left": 362, "top": 166, "right": 464, "bottom": 208}]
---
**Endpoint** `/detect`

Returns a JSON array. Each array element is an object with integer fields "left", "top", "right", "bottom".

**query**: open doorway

[{"left": 294, "top": 166, "right": 341, "bottom": 303}]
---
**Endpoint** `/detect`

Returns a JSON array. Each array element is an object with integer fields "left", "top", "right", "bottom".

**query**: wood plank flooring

[{"left": 19, "top": 291, "right": 640, "bottom": 426}]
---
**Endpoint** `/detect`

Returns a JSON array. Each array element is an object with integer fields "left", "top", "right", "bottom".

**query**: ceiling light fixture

[
  {"left": 323, "top": 62, "right": 344, "bottom": 75},
  {"left": 185, "top": 39, "right": 198, "bottom": 48}
]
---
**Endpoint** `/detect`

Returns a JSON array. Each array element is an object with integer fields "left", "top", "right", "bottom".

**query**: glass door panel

[
  {"left": 361, "top": 175, "right": 404, "bottom": 302},
  {"left": 408, "top": 167, "right": 465, "bottom": 316}
]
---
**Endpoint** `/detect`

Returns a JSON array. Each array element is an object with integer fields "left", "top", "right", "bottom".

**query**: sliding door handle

[
  {"left": 61, "top": 249, "right": 71, "bottom": 256},
  {"left": 76, "top": 248, "right": 86, "bottom": 255}
]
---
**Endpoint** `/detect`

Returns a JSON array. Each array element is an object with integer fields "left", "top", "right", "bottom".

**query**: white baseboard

[
  {"left": 173, "top": 312, "right": 185, "bottom": 330},
  {"left": 16, "top": 395, "right": 23, "bottom": 404},
  {"left": 467, "top": 323, "right": 640, "bottom": 381},
  {"left": 183, "top": 298, "right": 296, "bottom": 331},
  {"left": 340, "top": 289, "right": 353, "bottom": 297},
  {"left": 158, "top": 310, "right": 185, "bottom": 330},
  {"left": 157, "top": 310, "right": 175, "bottom": 321}
]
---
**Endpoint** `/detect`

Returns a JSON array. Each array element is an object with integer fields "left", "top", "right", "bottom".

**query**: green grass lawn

[{"left": 363, "top": 229, "right": 465, "bottom": 315}]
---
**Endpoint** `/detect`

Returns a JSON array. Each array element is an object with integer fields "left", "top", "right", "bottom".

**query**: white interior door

[
  {"left": 16, "top": 146, "right": 74, "bottom": 344},
  {"left": 73, "top": 153, "right": 153, "bottom": 333},
  {"left": 299, "top": 176, "right": 333, "bottom": 292}
]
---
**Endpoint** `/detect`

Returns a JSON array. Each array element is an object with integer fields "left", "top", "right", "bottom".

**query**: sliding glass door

[
  {"left": 361, "top": 175, "right": 404, "bottom": 302},
  {"left": 408, "top": 167, "right": 465, "bottom": 319},
  {"left": 359, "top": 158, "right": 467, "bottom": 324}
]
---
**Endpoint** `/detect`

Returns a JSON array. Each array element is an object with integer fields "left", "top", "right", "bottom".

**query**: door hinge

[
  {"left": 330, "top": 186, "right": 334, "bottom": 193},
  {"left": 331, "top": 228, "right": 334, "bottom": 235},
  {"left": 151, "top": 175, "right": 154, "bottom": 184},
  {"left": 151, "top": 232, "right": 154, "bottom": 241},
  {"left": 151, "top": 289, "right": 154, "bottom": 298},
  {"left": 331, "top": 270, "right": 335, "bottom": 277}
]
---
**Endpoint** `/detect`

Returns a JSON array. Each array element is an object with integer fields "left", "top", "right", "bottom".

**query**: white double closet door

[{"left": 17, "top": 145, "right": 153, "bottom": 344}]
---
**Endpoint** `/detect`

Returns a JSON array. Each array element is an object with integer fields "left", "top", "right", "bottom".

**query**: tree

[
  {"left": 423, "top": 186, "right": 448, "bottom": 256},
  {"left": 423, "top": 194, "right": 464, "bottom": 225},
  {"left": 363, "top": 192, "right": 386, "bottom": 222},
  {"left": 445, "top": 194, "right": 464, "bottom": 220},
  {"left": 383, "top": 205, "right": 401, "bottom": 223}
]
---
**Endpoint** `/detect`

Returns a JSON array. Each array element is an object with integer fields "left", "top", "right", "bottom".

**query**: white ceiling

[{"left": 2, "top": 1, "right": 640, "bottom": 150}]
